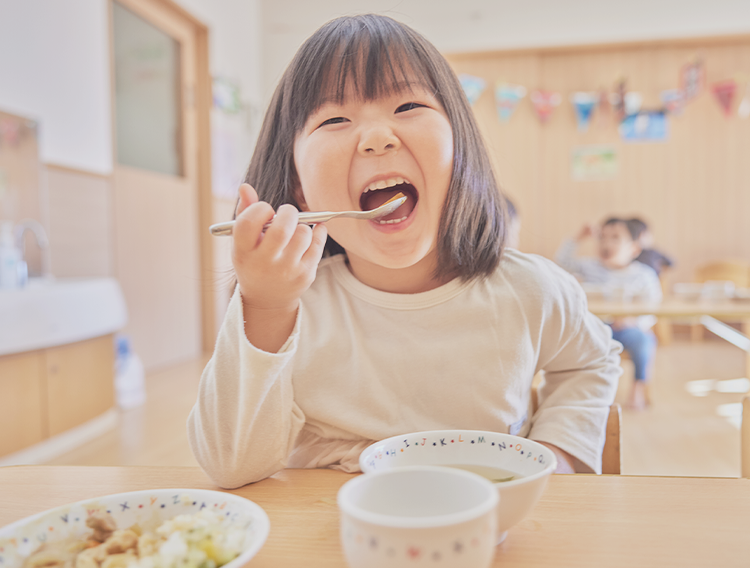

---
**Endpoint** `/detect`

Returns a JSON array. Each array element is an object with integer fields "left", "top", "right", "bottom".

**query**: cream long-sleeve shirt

[{"left": 188, "top": 249, "right": 622, "bottom": 489}]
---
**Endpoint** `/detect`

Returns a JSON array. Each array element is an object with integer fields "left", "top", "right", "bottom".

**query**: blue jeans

[{"left": 610, "top": 326, "right": 656, "bottom": 381}]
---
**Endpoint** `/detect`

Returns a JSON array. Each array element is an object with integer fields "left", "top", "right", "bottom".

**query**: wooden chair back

[
  {"left": 742, "top": 396, "right": 750, "bottom": 478},
  {"left": 531, "top": 386, "right": 621, "bottom": 474},
  {"left": 695, "top": 261, "right": 750, "bottom": 287}
]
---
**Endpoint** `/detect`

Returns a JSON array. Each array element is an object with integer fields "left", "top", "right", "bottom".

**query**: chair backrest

[
  {"left": 742, "top": 396, "right": 750, "bottom": 478},
  {"left": 695, "top": 261, "right": 750, "bottom": 288},
  {"left": 531, "top": 386, "right": 621, "bottom": 474}
]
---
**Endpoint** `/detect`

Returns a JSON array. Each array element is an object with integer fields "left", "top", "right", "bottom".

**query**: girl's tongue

[{"left": 361, "top": 184, "right": 417, "bottom": 221}]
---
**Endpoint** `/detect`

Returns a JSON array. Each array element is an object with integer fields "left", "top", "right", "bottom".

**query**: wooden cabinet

[
  {"left": 0, "top": 351, "right": 46, "bottom": 456},
  {"left": 0, "top": 334, "right": 114, "bottom": 458}
]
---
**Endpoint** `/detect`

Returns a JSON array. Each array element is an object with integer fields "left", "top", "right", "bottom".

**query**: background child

[
  {"left": 626, "top": 217, "right": 674, "bottom": 276},
  {"left": 556, "top": 218, "right": 662, "bottom": 410},
  {"left": 188, "top": 14, "right": 621, "bottom": 488}
]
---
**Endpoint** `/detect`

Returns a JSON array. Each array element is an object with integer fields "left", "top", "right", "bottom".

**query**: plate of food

[{"left": 0, "top": 489, "right": 270, "bottom": 568}]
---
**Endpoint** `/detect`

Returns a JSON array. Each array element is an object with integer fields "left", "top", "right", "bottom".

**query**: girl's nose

[{"left": 357, "top": 124, "right": 401, "bottom": 155}]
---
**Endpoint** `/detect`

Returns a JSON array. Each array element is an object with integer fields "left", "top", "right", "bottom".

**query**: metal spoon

[{"left": 209, "top": 193, "right": 408, "bottom": 236}]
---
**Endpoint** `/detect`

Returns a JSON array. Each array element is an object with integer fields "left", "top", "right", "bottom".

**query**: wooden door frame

[{"left": 108, "top": 0, "right": 216, "bottom": 353}]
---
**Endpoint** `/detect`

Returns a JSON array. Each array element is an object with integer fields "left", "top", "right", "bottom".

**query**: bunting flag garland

[
  {"left": 660, "top": 89, "right": 686, "bottom": 115},
  {"left": 494, "top": 82, "right": 527, "bottom": 122},
  {"left": 712, "top": 79, "right": 738, "bottom": 116},
  {"left": 610, "top": 79, "right": 627, "bottom": 121},
  {"left": 458, "top": 74, "right": 486, "bottom": 106},
  {"left": 681, "top": 59, "right": 705, "bottom": 102},
  {"left": 530, "top": 90, "right": 561, "bottom": 123},
  {"left": 571, "top": 92, "right": 599, "bottom": 131},
  {"left": 624, "top": 92, "right": 643, "bottom": 116}
]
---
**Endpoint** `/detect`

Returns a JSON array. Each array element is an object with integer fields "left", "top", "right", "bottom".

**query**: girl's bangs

[{"left": 294, "top": 22, "right": 440, "bottom": 127}]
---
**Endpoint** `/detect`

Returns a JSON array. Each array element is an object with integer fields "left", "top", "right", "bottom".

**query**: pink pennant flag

[
  {"left": 530, "top": 90, "right": 561, "bottom": 123},
  {"left": 712, "top": 79, "right": 738, "bottom": 117}
]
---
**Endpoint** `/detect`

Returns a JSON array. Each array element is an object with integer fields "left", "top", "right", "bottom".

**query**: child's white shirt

[{"left": 188, "top": 249, "right": 621, "bottom": 489}]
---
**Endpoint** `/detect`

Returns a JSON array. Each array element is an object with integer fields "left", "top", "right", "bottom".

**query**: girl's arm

[
  {"left": 528, "top": 265, "right": 622, "bottom": 474},
  {"left": 187, "top": 290, "right": 306, "bottom": 488},
  {"left": 187, "top": 183, "right": 327, "bottom": 488}
]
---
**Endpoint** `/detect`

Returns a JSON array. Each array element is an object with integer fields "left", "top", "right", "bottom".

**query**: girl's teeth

[
  {"left": 377, "top": 216, "right": 408, "bottom": 225},
  {"left": 363, "top": 176, "right": 409, "bottom": 193}
]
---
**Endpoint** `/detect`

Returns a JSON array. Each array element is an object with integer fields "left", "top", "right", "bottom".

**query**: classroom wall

[
  {"left": 260, "top": 0, "right": 750, "bottom": 100},
  {"left": 446, "top": 37, "right": 750, "bottom": 285}
]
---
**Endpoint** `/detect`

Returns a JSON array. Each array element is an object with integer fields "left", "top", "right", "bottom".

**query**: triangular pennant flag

[
  {"left": 458, "top": 74, "right": 486, "bottom": 106},
  {"left": 681, "top": 59, "right": 705, "bottom": 102},
  {"left": 530, "top": 90, "right": 561, "bottom": 123},
  {"left": 661, "top": 89, "right": 686, "bottom": 116},
  {"left": 494, "top": 82, "right": 526, "bottom": 122},
  {"left": 712, "top": 79, "right": 738, "bottom": 117},
  {"left": 571, "top": 92, "right": 598, "bottom": 131}
]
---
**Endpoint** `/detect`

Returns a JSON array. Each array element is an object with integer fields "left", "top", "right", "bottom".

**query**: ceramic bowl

[
  {"left": 359, "top": 430, "right": 557, "bottom": 543},
  {"left": 0, "top": 489, "right": 269, "bottom": 568},
  {"left": 338, "top": 466, "right": 498, "bottom": 568}
]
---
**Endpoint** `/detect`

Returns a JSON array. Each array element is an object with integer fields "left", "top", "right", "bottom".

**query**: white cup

[{"left": 338, "top": 466, "right": 498, "bottom": 568}]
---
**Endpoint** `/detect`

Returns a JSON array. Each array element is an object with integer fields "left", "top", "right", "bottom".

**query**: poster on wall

[
  {"left": 619, "top": 111, "right": 668, "bottom": 142},
  {"left": 570, "top": 146, "right": 618, "bottom": 181}
]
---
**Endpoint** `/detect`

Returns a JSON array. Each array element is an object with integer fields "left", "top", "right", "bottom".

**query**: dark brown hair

[
  {"left": 242, "top": 14, "right": 506, "bottom": 281},
  {"left": 603, "top": 217, "right": 639, "bottom": 241}
]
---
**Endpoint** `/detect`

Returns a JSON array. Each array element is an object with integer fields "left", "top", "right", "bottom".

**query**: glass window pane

[{"left": 113, "top": 2, "right": 182, "bottom": 176}]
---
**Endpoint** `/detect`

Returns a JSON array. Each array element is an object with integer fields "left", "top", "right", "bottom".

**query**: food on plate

[{"left": 22, "top": 511, "right": 244, "bottom": 568}]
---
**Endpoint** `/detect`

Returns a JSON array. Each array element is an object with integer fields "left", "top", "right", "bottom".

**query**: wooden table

[
  {"left": 588, "top": 298, "right": 750, "bottom": 378},
  {"left": 2, "top": 466, "right": 750, "bottom": 568}
]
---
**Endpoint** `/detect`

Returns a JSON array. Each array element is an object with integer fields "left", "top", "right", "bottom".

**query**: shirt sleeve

[
  {"left": 527, "top": 268, "right": 623, "bottom": 474},
  {"left": 187, "top": 286, "right": 306, "bottom": 488},
  {"left": 555, "top": 239, "right": 585, "bottom": 276}
]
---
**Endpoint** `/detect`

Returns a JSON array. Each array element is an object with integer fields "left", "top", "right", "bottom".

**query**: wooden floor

[{"left": 47, "top": 338, "right": 747, "bottom": 477}]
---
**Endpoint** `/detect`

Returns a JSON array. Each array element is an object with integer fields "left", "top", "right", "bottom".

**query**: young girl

[{"left": 188, "top": 14, "right": 621, "bottom": 489}]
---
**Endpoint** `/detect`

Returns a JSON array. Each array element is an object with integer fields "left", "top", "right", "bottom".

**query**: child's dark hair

[
  {"left": 626, "top": 217, "right": 648, "bottom": 241},
  {"left": 242, "top": 14, "right": 506, "bottom": 281},
  {"left": 603, "top": 217, "right": 639, "bottom": 241}
]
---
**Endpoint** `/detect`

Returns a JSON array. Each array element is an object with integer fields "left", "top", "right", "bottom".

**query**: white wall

[
  {"left": 0, "top": 0, "right": 111, "bottom": 174},
  {"left": 260, "top": 0, "right": 750, "bottom": 99}
]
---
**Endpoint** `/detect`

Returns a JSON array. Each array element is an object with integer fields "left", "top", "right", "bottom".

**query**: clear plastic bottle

[
  {"left": 114, "top": 334, "right": 146, "bottom": 409},
  {"left": 0, "top": 221, "right": 26, "bottom": 289}
]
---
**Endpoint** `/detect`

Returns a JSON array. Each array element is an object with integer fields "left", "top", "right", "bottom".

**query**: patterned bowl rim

[
  {"left": 338, "top": 465, "right": 499, "bottom": 529},
  {"left": 0, "top": 488, "right": 270, "bottom": 568},
  {"left": 359, "top": 429, "right": 558, "bottom": 487}
]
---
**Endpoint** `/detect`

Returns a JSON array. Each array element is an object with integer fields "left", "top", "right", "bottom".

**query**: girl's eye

[
  {"left": 396, "top": 102, "right": 426, "bottom": 113},
  {"left": 318, "top": 116, "right": 348, "bottom": 128}
]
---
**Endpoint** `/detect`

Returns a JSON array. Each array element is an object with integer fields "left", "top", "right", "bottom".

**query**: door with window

[{"left": 111, "top": 0, "right": 207, "bottom": 370}]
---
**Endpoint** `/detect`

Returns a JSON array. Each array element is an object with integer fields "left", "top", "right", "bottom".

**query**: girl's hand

[{"left": 232, "top": 183, "right": 327, "bottom": 351}]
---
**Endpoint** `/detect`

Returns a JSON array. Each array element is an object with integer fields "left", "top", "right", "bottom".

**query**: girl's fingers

[
  {"left": 236, "top": 183, "right": 259, "bottom": 216},
  {"left": 234, "top": 201, "right": 275, "bottom": 251},
  {"left": 300, "top": 223, "right": 328, "bottom": 267},
  {"left": 262, "top": 203, "right": 300, "bottom": 252}
]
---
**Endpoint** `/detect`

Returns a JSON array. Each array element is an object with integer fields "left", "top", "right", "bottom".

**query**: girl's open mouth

[{"left": 359, "top": 178, "right": 418, "bottom": 224}]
